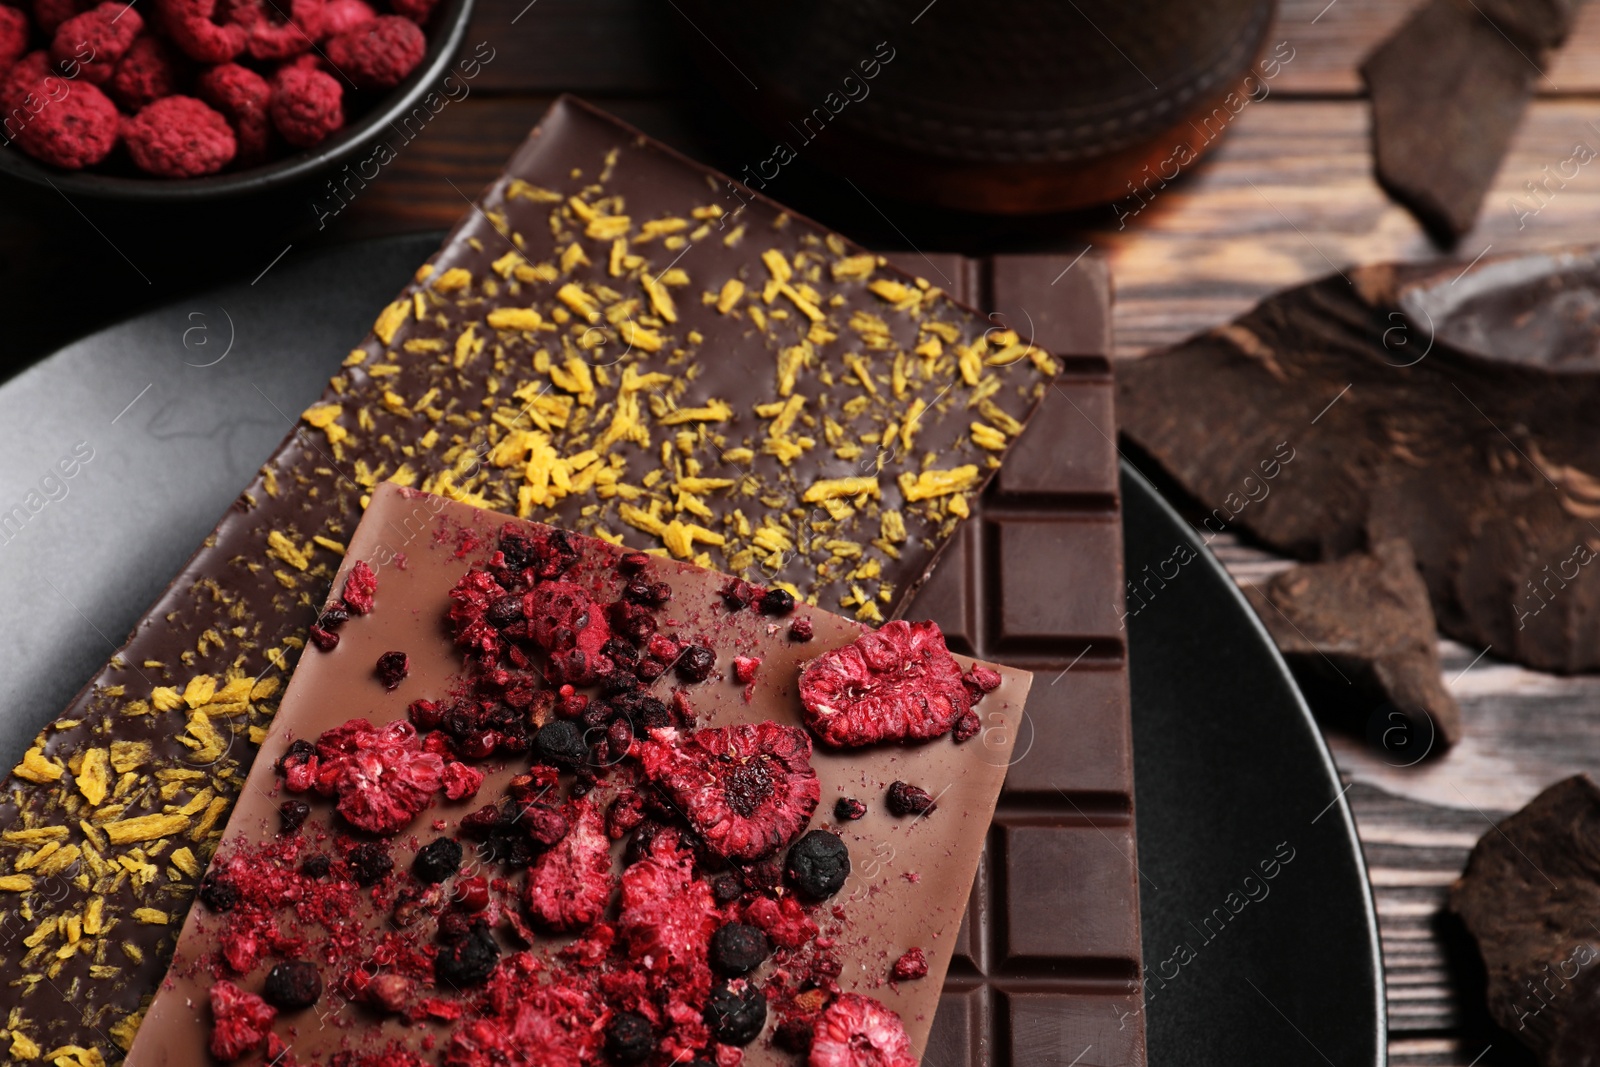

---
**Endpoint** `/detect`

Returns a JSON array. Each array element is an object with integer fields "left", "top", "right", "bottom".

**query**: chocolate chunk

[
  {"left": 1245, "top": 539, "right": 1462, "bottom": 751},
  {"left": 1452, "top": 776, "right": 1600, "bottom": 1064}
]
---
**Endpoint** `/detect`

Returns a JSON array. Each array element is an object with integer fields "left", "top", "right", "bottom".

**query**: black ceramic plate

[{"left": 0, "top": 233, "right": 1383, "bottom": 1064}]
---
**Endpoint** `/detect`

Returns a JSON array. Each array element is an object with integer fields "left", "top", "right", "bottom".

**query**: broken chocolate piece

[
  {"left": 1244, "top": 539, "right": 1461, "bottom": 752},
  {"left": 1452, "top": 775, "right": 1600, "bottom": 1065}
]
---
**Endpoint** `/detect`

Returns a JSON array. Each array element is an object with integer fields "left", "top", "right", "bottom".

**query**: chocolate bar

[
  {"left": 123, "top": 483, "right": 1029, "bottom": 1067},
  {"left": 0, "top": 100, "right": 1140, "bottom": 1067}
]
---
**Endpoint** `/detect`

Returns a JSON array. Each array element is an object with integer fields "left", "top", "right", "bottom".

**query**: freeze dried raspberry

[
  {"left": 107, "top": 35, "right": 182, "bottom": 111},
  {"left": 799, "top": 620, "right": 967, "bottom": 747},
  {"left": 6, "top": 56, "right": 119, "bottom": 168},
  {"left": 732, "top": 656, "right": 760, "bottom": 684},
  {"left": 412, "top": 837, "right": 462, "bottom": 883},
  {"left": 376, "top": 649, "right": 409, "bottom": 689},
  {"left": 833, "top": 797, "right": 866, "bottom": 821},
  {"left": 208, "top": 980, "right": 278, "bottom": 1061},
  {"left": 123, "top": 94, "right": 236, "bottom": 176},
  {"left": 618, "top": 840, "right": 718, "bottom": 1004},
  {"left": 809, "top": 995, "right": 915, "bottom": 1067},
  {"left": 312, "top": 718, "right": 444, "bottom": 834},
  {"left": 0, "top": 7, "right": 26, "bottom": 75},
  {"left": 788, "top": 617, "right": 814, "bottom": 642},
  {"left": 451, "top": 874, "right": 488, "bottom": 911},
  {"left": 706, "top": 979, "right": 767, "bottom": 1045},
  {"left": 268, "top": 60, "right": 341, "bottom": 147},
  {"left": 885, "top": 781, "right": 934, "bottom": 817},
  {"left": 737, "top": 894, "right": 817, "bottom": 950},
  {"left": 51, "top": 2, "right": 142, "bottom": 83},
  {"left": 341, "top": 559, "right": 377, "bottom": 614},
  {"left": 527, "top": 580, "right": 612, "bottom": 685},
  {"left": 963, "top": 664, "right": 1002, "bottom": 696},
  {"left": 638, "top": 721, "right": 820, "bottom": 861},
  {"left": 523, "top": 799, "right": 611, "bottom": 931},
  {"left": 785, "top": 830, "right": 850, "bottom": 900},
  {"left": 442, "top": 761, "right": 483, "bottom": 800},
  {"left": 233, "top": 0, "right": 324, "bottom": 60},
  {"left": 263, "top": 960, "right": 322, "bottom": 1009},
  {"left": 607, "top": 790, "right": 647, "bottom": 839},
  {"left": 890, "top": 948, "right": 928, "bottom": 981},
  {"left": 155, "top": 0, "right": 246, "bottom": 62},
  {"left": 363, "top": 973, "right": 411, "bottom": 1014},
  {"left": 321, "top": 0, "right": 375, "bottom": 34},
  {"left": 32, "top": 0, "right": 91, "bottom": 35},
  {"left": 387, "top": 0, "right": 436, "bottom": 23}
]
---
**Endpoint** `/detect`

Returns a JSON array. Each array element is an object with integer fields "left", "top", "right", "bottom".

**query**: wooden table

[{"left": 7, "top": 1, "right": 1600, "bottom": 1063}]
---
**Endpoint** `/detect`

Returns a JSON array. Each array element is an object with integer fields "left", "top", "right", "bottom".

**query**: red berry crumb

[
  {"left": 324, "top": 15, "right": 424, "bottom": 90},
  {"left": 890, "top": 947, "right": 928, "bottom": 981},
  {"left": 961, "top": 664, "right": 1003, "bottom": 704},
  {"left": 808, "top": 994, "right": 916, "bottom": 1067},
  {"left": 208, "top": 980, "right": 277, "bottom": 1062},
  {"left": 798, "top": 620, "right": 968, "bottom": 747},
  {"left": 312, "top": 718, "right": 443, "bottom": 834},
  {"left": 732, "top": 656, "right": 760, "bottom": 684},
  {"left": 375, "top": 649, "right": 409, "bottom": 689},
  {"left": 269, "top": 62, "right": 342, "bottom": 148},
  {"left": 523, "top": 799, "right": 612, "bottom": 931},
  {"left": 441, "top": 760, "right": 483, "bottom": 800},
  {"left": 639, "top": 720, "right": 820, "bottom": 861},
  {"left": 51, "top": 1, "right": 143, "bottom": 84},
  {"left": 340, "top": 559, "right": 377, "bottom": 614}
]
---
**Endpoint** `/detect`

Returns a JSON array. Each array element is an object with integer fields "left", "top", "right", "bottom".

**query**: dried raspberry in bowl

[{"left": 798, "top": 619, "right": 969, "bottom": 747}]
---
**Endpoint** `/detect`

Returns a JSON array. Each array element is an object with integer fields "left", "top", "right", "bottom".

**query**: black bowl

[{"left": 0, "top": 0, "right": 473, "bottom": 202}]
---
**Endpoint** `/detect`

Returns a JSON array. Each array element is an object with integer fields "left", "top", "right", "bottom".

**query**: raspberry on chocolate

[
  {"left": 799, "top": 620, "right": 968, "bottom": 747},
  {"left": 51, "top": 2, "right": 143, "bottom": 84},
  {"left": 788, "top": 617, "right": 815, "bottom": 642},
  {"left": 362, "top": 972, "right": 412, "bottom": 1014},
  {"left": 785, "top": 830, "right": 850, "bottom": 900},
  {"left": 412, "top": 837, "right": 462, "bottom": 884},
  {"left": 198, "top": 872, "right": 239, "bottom": 912},
  {"left": 834, "top": 797, "right": 867, "bottom": 821},
  {"left": 733, "top": 655, "right": 760, "bottom": 684},
  {"left": 523, "top": 800, "right": 611, "bottom": 930},
  {"left": 340, "top": 559, "right": 377, "bottom": 614},
  {"left": 705, "top": 978, "right": 768, "bottom": 1046},
  {"left": 952, "top": 710, "right": 981, "bottom": 743},
  {"left": 376, "top": 649, "right": 409, "bottom": 689},
  {"left": 638, "top": 721, "right": 820, "bottom": 861},
  {"left": 710, "top": 922, "right": 770, "bottom": 976},
  {"left": 279, "top": 798, "right": 310, "bottom": 834},
  {"left": 208, "top": 980, "right": 277, "bottom": 1061},
  {"left": 891, "top": 947, "right": 928, "bottom": 981},
  {"left": 604, "top": 1011, "right": 653, "bottom": 1067},
  {"left": 674, "top": 644, "right": 716, "bottom": 683},
  {"left": 262, "top": 960, "right": 322, "bottom": 1009},
  {"left": 346, "top": 840, "right": 393, "bottom": 886},
  {"left": 885, "top": 781, "right": 935, "bottom": 817},
  {"left": 808, "top": 994, "right": 916, "bottom": 1067},
  {"left": 433, "top": 923, "right": 500, "bottom": 988},
  {"left": 759, "top": 587, "right": 796, "bottom": 616},
  {"left": 720, "top": 577, "right": 758, "bottom": 611},
  {"left": 312, "top": 718, "right": 444, "bottom": 834}
]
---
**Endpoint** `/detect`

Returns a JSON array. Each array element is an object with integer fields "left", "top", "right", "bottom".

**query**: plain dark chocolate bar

[{"left": 0, "top": 98, "right": 1141, "bottom": 1067}]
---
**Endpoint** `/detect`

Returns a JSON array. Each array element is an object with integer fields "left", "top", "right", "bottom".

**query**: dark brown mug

[{"left": 675, "top": 0, "right": 1279, "bottom": 214}]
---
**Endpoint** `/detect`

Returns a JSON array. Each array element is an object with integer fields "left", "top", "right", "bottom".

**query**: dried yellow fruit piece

[
  {"left": 372, "top": 298, "right": 410, "bottom": 345},
  {"left": 487, "top": 307, "right": 543, "bottom": 332},
  {"left": 830, "top": 254, "right": 875, "bottom": 281},
  {"left": 131, "top": 908, "right": 168, "bottom": 925},
  {"left": 12, "top": 747, "right": 63, "bottom": 783},
  {"left": 74, "top": 749, "right": 110, "bottom": 808},
  {"left": 802, "top": 477, "right": 880, "bottom": 503},
  {"left": 761, "top": 249, "right": 792, "bottom": 283},
  {"left": 586, "top": 215, "right": 631, "bottom": 240},
  {"left": 181, "top": 675, "right": 217, "bottom": 709},
  {"left": 657, "top": 401, "right": 732, "bottom": 425},
  {"left": 432, "top": 267, "right": 471, "bottom": 292},
  {"left": 0, "top": 875, "right": 33, "bottom": 891},
  {"left": 970, "top": 422, "right": 1008, "bottom": 450},
  {"left": 898, "top": 466, "right": 980, "bottom": 501},
  {"left": 715, "top": 279, "right": 744, "bottom": 314},
  {"left": 10, "top": 1031, "right": 39, "bottom": 1059},
  {"left": 556, "top": 283, "right": 601, "bottom": 324},
  {"left": 102, "top": 814, "right": 190, "bottom": 846}
]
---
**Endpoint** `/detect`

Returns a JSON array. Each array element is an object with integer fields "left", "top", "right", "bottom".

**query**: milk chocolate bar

[{"left": 122, "top": 483, "right": 1029, "bottom": 1067}]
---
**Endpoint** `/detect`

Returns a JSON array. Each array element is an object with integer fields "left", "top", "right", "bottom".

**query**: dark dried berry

[
  {"left": 436, "top": 910, "right": 473, "bottom": 942},
  {"left": 198, "top": 874, "right": 239, "bottom": 912},
  {"left": 486, "top": 595, "right": 523, "bottom": 629},
  {"left": 309, "top": 625, "right": 340, "bottom": 651},
  {"left": 774, "top": 1017, "right": 814, "bottom": 1054},
  {"left": 952, "top": 710, "right": 981, "bottom": 743},
  {"left": 788, "top": 617, "right": 814, "bottom": 642},
  {"left": 892, "top": 946, "right": 929, "bottom": 980},
  {"left": 412, "top": 838, "right": 463, "bottom": 884},
  {"left": 623, "top": 580, "right": 655, "bottom": 606},
  {"left": 612, "top": 691, "right": 671, "bottom": 730},
  {"left": 376, "top": 650, "right": 410, "bottom": 690},
  {"left": 434, "top": 923, "right": 500, "bottom": 987},
  {"left": 525, "top": 806, "right": 571, "bottom": 848},
  {"left": 262, "top": 960, "right": 322, "bottom": 1010},
  {"left": 886, "top": 781, "right": 936, "bottom": 817},
  {"left": 277, "top": 739, "right": 315, "bottom": 772},
  {"left": 720, "top": 579, "right": 758, "bottom": 611},
  {"left": 834, "top": 797, "right": 867, "bottom": 821},
  {"left": 618, "top": 551, "right": 650, "bottom": 575},
  {"left": 409, "top": 698, "right": 444, "bottom": 730},
  {"left": 710, "top": 872, "right": 744, "bottom": 905},
  {"left": 705, "top": 979, "right": 767, "bottom": 1045},
  {"left": 347, "top": 842, "right": 394, "bottom": 886},
  {"left": 318, "top": 605, "right": 350, "bottom": 630},
  {"left": 301, "top": 854, "right": 331, "bottom": 879},
  {"left": 279, "top": 799, "right": 311, "bottom": 834},
  {"left": 498, "top": 528, "right": 537, "bottom": 572},
  {"left": 605, "top": 1010, "right": 654, "bottom": 1066},
  {"left": 759, "top": 588, "right": 796, "bottom": 616},
  {"left": 785, "top": 830, "right": 851, "bottom": 900},
  {"left": 534, "top": 720, "right": 588, "bottom": 768},
  {"left": 675, "top": 645, "right": 716, "bottom": 683},
  {"left": 711, "top": 923, "right": 770, "bottom": 976}
]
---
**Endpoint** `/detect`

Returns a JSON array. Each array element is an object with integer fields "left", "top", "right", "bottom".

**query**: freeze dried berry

[
  {"left": 312, "top": 718, "right": 444, "bottom": 834},
  {"left": 760, "top": 587, "right": 796, "bottom": 616},
  {"left": 340, "top": 559, "right": 377, "bottom": 614},
  {"left": 323, "top": 15, "right": 424, "bottom": 89},
  {"left": 952, "top": 710, "right": 981, "bottom": 743},
  {"left": 674, "top": 644, "right": 716, "bottom": 683},
  {"left": 891, "top": 947, "right": 928, "bottom": 981},
  {"left": 208, "top": 980, "right": 277, "bottom": 1061},
  {"left": 347, "top": 841, "right": 393, "bottom": 886},
  {"left": 233, "top": 0, "right": 323, "bottom": 60},
  {"left": 527, "top": 580, "right": 613, "bottom": 684},
  {"left": 106, "top": 35, "right": 181, "bottom": 111},
  {"left": 199, "top": 873, "right": 239, "bottom": 912},
  {"left": 300, "top": 853, "right": 330, "bottom": 879},
  {"left": 262, "top": 960, "right": 322, "bottom": 1009},
  {"left": 638, "top": 721, "right": 820, "bottom": 861},
  {"left": 451, "top": 875, "right": 488, "bottom": 912},
  {"left": 808, "top": 994, "right": 916, "bottom": 1067},
  {"left": 617, "top": 841, "right": 719, "bottom": 1005},
  {"left": 279, "top": 798, "right": 310, "bottom": 834},
  {"left": 799, "top": 620, "right": 968, "bottom": 747},
  {"left": 412, "top": 837, "right": 462, "bottom": 884},
  {"left": 524, "top": 800, "right": 611, "bottom": 930},
  {"left": 0, "top": 7, "right": 28, "bottom": 74},
  {"left": 442, "top": 761, "right": 484, "bottom": 800},
  {"left": 886, "top": 781, "right": 935, "bottom": 817},
  {"left": 434, "top": 923, "right": 499, "bottom": 987},
  {"left": 733, "top": 656, "right": 760, "bottom": 684},
  {"left": 604, "top": 1011, "right": 653, "bottom": 1066},
  {"left": 51, "top": 2, "right": 143, "bottom": 84},
  {"left": 721, "top": 578, "right": 758, "bottom": 611},
  {"left": 706, "top": 978, "right": 767, "bottom": 1045},
  {"left": 775, "top": 1018, "right": 814, "bottom": 1054},
  {"left": 321, "top": 0, "right": 375, "bottom": 34},
  {"left": 785, "top": 830, "right": 850, "bottom": 900},
  {"left": 156, "top": 0, "right": 246, "bottom": 62},
  {"left": 789, "top": 617, "right": 814, "bottom": 642},
  {"left": 376, "top": 650, "right": 409, "bottom": 689},
  {"left": 6, "top": 54, "right": 119, "bottom": 168},
  {"left": 388, "top": 0, "right": 436, "bottom": 23},
  {"left": 362, "top": 973, "right": 411, "bottom": 1014},
  {"left": 834, "top": 797, "right": 866, "bottom": 821},
  {"left": 963, "top": 664, "right": 1002, "bottom": 696},
  {"left": 124, "top": 94, "right": 236, "bottom": 176},
  {"left": 269, "top": 61, "right": 341, "bottom": 147},
  {"left": 534, "top": 719, "right": 588, "bottom": 769},
  {"left": 710, "top": 922, "right": 770, "bottom": 976}
]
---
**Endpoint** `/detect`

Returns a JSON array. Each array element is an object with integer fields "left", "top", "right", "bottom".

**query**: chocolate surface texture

[{"left": 0, "top": 97, "right": 1141, "bottom": 1067}]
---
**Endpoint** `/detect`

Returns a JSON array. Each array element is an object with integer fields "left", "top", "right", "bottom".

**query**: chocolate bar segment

[{"left": 124, "top": 483, "right": 1030, "bottom": 1067}]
